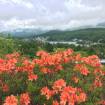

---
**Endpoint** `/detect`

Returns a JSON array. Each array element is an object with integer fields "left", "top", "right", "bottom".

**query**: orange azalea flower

[
  {"left": 75, "top": 54, "right": 81, "bottom": 61},
  {"left": 40, "top": 67, "right": 49, "bottom": 74},
  {"left": 53, "top": 79, "right": 66, "bottom": 92},
  {"left": 28, "top": 73, "right": 38, "bottom": 81},
  {"left": 0, "top": 59, "right": 4, "bottom": 63},
  {"left": 63, "top": 86, "right": 77, "bottom": 94},
  {"left": 94, "top": 69, "right": 104, "bottom": 76},
  {"left": 20, "top": 93, "right": 30, "bottom": 105},
  {"left": 60, "top": 91, "right": 70, "bottom": 105},
  {"left": 3, "top": 95, "right": 18, "bottom": 105},
  {"left": 36, "top": 50, "right": 49, "bottom": 58},
  {"left": 41, "top": 87, "right": 54, "bottom": 100},
  {"left": 80, "top": 67, "right": 90, "bottom": 76},
  {"left": 75, "top": 64, "right": 90, "bottom": 76},
  {"left": 93, "top": 79, "right": 102, "bottom": 88},
  {"left": 77, "top": 92, "right": 87, "bottom": 103}
]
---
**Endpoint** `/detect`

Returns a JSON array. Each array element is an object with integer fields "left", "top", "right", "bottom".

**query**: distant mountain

[
  {"left": 37, "top": 28, "right": 105, "bottom": 42},
  {"left": 1, "top": 22, "right": 105, "bottom": 39},
  {"left": 97, "top": 22, "right": 105, "bottom": 27},
  {"left": 2, "top": 28, "right": 48, "bottom": 38}
]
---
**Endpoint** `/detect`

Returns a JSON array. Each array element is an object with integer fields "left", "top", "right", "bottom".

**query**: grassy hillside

[{"left": 38, "top": 28, "right": 105, "bottom": 42}]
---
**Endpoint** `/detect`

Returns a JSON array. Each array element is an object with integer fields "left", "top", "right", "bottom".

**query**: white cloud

[
  {"left": 0, "top": 0, "right": 34, "bottom": 9},
  {"left": 0, "top": 17, "right": 104, "bottom": 32},
  {"left": 0, "top": 18, "right": 37, "bottom": 31},
  {"left": 0, "top": 0, "right": 105, "bottom": 31},
  {"left": 65, "top": 0, "right": 101, "bottom": 12}
]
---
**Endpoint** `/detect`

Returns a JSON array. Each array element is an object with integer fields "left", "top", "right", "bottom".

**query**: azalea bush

[{"left": 0, "top": 49, "right": 105, "bottom": 105}]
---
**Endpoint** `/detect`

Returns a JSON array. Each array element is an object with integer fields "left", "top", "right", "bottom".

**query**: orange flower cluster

[
  {"left": 0, "top": 52, "right": 19, "bottom": 74},
  {"left": 0, "top": 52, "right": 38, "bottom": 83},
  {"left": 3, "top": 93, "right": 30, "bottom": 105},
  {"left": 34, "top": 49, "right": 73, "bottom": 74},
  {"left": 41, "top": 79, "right": 87, "bottom": 105},
  {"left": 0, "top": 49, "right": 105, "bottom": 105},
  {"left": 74, "top": 64, "right": 90, "bottom": 76},
  {"left": 81, "top": 55, "right": 101, "bottom": 67},
  {"left": 20, "top": 93, "right": 31, "bottom": 105},
  {"left": 3, "top": 95, "right": 18, "bottom": 105}
]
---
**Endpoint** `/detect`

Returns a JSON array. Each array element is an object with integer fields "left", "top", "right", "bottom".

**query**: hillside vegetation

[{"left": 38, "top": 28, "right": 105, "bottom": 42}]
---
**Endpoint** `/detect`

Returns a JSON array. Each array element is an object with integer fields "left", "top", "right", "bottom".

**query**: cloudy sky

[{"left": 0, "top": 0, "right": 105, "bottom": 31}]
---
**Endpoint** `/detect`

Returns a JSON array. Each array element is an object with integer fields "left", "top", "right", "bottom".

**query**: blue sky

[{"left": 0, "top": 0, "right": 105, "bottom": 31}]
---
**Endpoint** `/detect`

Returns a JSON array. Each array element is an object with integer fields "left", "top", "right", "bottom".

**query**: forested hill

[{"left": 38, "top": 28, "right": 105, "bottom": 42}]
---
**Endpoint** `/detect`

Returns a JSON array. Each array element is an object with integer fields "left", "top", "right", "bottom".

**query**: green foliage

[
  {"left": 0, "top": 37, "right": 17, "bottom": 57},
  {"left": 38, "top": 28, "right": 105, "bottom": 42}
]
